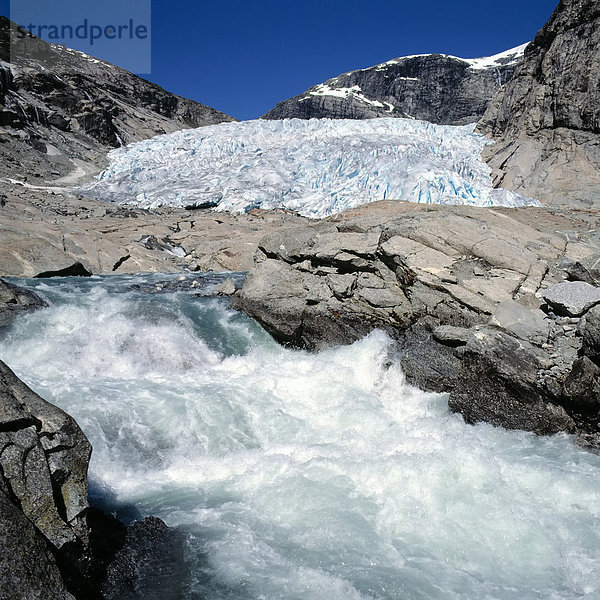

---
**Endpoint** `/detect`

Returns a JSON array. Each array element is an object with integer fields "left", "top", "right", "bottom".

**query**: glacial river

[{"left": 1, "top": 274, "right": 599, "bottom": 599}]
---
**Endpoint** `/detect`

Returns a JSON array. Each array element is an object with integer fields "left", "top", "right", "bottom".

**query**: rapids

[{"left": 0, "top": 274, "right": 598, "bottom": 600}]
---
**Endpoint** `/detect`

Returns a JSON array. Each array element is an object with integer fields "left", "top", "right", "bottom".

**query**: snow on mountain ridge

[
  {"left": 81, "top": 118, "right": 539, "bottom": 218},
  {"left": 376, "top": 42, "right": 529, "bottom": 72}
]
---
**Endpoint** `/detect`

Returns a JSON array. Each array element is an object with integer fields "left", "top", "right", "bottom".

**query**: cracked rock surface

[
  {"left": 0, "top": 185, "right": 310, "bottom": 277},
  {"left": 233, "top": 200, "right": 600, "bottom": 443},
  {"left": 479, "top": 0, "right": 600, "bottom": 208}
]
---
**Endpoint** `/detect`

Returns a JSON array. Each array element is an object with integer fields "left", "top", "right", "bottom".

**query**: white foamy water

[{"left": 1, "top": 275, "right": 599, "bottom": 600}]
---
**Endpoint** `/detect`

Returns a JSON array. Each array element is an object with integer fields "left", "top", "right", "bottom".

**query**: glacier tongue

[{"left": 81, "top": 118, "right": 539, "bottom": 218}]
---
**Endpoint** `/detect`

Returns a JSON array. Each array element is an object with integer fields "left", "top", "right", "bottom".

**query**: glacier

[{"left": 81, "top": 118, "right": 539, "bottom": 218}]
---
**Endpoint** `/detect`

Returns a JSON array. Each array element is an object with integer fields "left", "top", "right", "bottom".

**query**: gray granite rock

[
  {"left": 432, "top": 325, "right": 473, "bottom": 347},
  {"left": 102, "top": 517, "right": 188, "bottom": 600},
  {"left": 0, "top": 360, "right": 91, "bottom": 549},
  {"left": 233, "top": 202, "right": 600, "bottom": 441},
  {"left": 542, "top": 281, "right": 600, "bottom": 317},
  {"left": 215, "top": 277, "right": 237, "bottom": 296},
  {"left": 479, "top": 0, "right": 600, "bottom": 208},
  {"left": 264, "top": 49, "right": 522, "bottom": 126},
  {"left": 563, "top": 357, "right": 600, "bottom": 415},
  {"left": 0, "top": 490, "right": 76, "bottom": 600},
  {"left": 489, "top": 301, "right": 550, "bottom": 344},
  {"left": 0, "top": 278, "right": 47, "bottom": 327},
  {"left": 448, "top": 329, "right": 576, "bottom": 435}
]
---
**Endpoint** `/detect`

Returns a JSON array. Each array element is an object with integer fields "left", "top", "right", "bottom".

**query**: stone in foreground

[{"left": 542, "top": 281, "right": 600, "bottom": 317}]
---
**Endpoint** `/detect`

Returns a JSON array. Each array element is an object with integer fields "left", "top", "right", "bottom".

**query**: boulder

[
  {"left": 542, "top": 281, "right": 600, "bottom": 317},
  {"left": 0, "top": 278, "right": 47, "bottom": 327},
  {"left": 488, "top": 301, "right": 550, "bottom": 344},
  {"left": 215, "top": 277, "right": 237, "bottom": 296},
  {"left": 0, "top": 360, "right": 91, "bottom": 548},
  {"left": 581, "top": 304, "right": 600, "bottom": 364},
  {"left": 449, "top": 329, "right": 576, "bottom": 435}
]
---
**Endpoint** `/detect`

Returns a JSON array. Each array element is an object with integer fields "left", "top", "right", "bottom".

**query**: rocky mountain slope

[
  {"left": 479, "top": 0, "right": 600, "bottom": 208},
  {"left": 263, "top": 45, "right": 526, "bottom": 125},
  {"left": 0, "top": 17, "right": 234, "bottom": 184}
]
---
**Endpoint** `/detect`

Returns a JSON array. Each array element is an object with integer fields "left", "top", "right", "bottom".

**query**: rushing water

[{"left": 1, "top": 274, "right": 599, "bottom": 600}]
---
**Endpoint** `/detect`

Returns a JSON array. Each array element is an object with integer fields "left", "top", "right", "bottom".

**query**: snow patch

[
  {"left": 302, "top": 84, "right": 386, "bottom": 108},
  {"left": 370, "top": 42, "right": 528, "bottom": 72},
  {"left": 81, "top": 118, "right": 539, "bottom": 218}
]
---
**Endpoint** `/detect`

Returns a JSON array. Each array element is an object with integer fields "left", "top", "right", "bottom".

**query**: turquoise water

[{"left": 1, "top": 275, "right": 599, "bottom": 599}]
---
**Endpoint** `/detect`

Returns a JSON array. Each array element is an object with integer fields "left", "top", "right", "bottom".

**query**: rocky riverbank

[
  {"left": 0, "top": 283, "right": 189, "bottom": 599},
  {"left": 232, "top": 200, "right": 600, "bottom": 445},
  {"left": 0, "top": 182, "right": 309, "bottom": 277}
]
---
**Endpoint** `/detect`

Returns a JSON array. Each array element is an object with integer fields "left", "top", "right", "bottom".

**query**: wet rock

[
  {"left": 0, "top": 278, "right": 47, "bottom": 327},
  {"left": 0, "top": 357, "right": 187, "bottom": 599},
  {"left": 396, "top": 319, "right": 463, "bottom": 393},
  {"left": 449, "top": 329, "right": 576, "bottom": 435},
  {"left": 0, "top": 490, "right": 75, "bottom": 600},
  {"left": 563, "top": 357, "right": 600, "bottom": 415},
  {"left": 542, "top": 281, "right": 600, "bottom": 317},
  {"left": 0, "top": 360, "right": 91, "bottom": 549},
  {"left": 102, "top": 517, "right": 188, "bottom": 600}
]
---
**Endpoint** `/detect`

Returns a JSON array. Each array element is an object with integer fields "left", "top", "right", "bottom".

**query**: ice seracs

[{"left": 81, "top": 117, "right": 539, "bottom": 218}]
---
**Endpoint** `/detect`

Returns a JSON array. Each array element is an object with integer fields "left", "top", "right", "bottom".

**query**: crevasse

[{"left": 81, "top": 118, "right": 539, "bottom": 218}]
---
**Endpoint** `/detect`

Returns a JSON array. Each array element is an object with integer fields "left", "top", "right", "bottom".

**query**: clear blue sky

[{"left": 4, "top": 0, "right": 559, "bottom": 120}]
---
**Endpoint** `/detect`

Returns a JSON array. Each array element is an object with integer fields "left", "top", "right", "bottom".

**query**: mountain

[
  {"left": 82, "top": 118, "right": 537, "bottom": 217},
  {"left": 479, "top": 0, "right": 600, "bottom": 208},
  {"left": 262, "top": 45, "right": 527, "bottom": 125},
  {"left": 0, "top": 17, "right": 234, "bottom": 183}
]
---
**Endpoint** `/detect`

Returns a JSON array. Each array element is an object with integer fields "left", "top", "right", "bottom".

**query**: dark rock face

[
  {"left": 0, "top": 359, "right": 92, "bottom": 596},
  {"left": 232, "top": 201, "right": 600, "bottom": 442},
  {"left": 0, "top": 17, "right": 235, "bottom": 182},
  {"left": 0, "top": 278, "right": 47, "bottom": 327},
  {"left": 448, "top": 328, "right": 575, "bottom": 435},
  {"left": 479, "top": 0, "right": 600, "bottom": 207},
  {"left": 0, "top": 490, "right": 75, "bottom": 600},
  {"left": 263, "top": 46, "right": 524, "bottom": 125},
  {"left": 103, "top": 517, "right": 189, "bottom": 600},
  {"left": 0, "top": 357, "right": 187, "bottom": 598}
]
